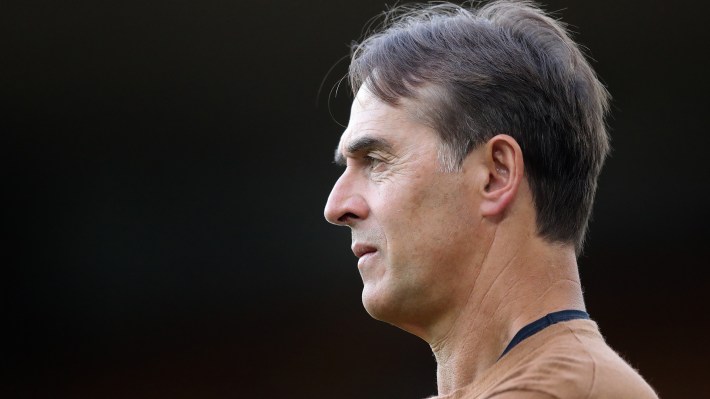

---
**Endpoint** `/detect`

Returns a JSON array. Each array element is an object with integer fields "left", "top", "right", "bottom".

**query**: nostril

[{"left": 338, "top": 212, "right": 359, "bottom": 223}]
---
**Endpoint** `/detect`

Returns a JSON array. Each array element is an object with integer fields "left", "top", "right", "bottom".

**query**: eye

[
  {"left": 364, "top": 155, "right": 379, "bottom": 164},
  {"left": 364, "top": 155, "right": 385, "bottom": 171}
]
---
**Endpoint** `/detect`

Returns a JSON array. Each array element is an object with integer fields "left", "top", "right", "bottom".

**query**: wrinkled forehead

[
  {"left": 338, "top": 87, "right": 430, "bottom": 151},
  {"left": 337, "top": 91, "right": 386, "bottom": 152},
  {"left": 333, "top": 87, "right": 449, "bottom": 170},
  {"left": 333, "top": 91, "right": 397, "bottom": 165}
]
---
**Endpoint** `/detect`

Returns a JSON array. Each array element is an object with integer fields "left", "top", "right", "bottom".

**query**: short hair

[{"left": 348, "top": 0, "right": 611, "bottom": 251}]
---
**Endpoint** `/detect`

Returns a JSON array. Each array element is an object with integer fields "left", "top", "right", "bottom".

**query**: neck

[{"left": 428, "top": 233, "right": 585, "bottom": 396}]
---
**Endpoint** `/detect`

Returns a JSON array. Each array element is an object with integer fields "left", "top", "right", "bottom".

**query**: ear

[{"left": 480, "top": 134, "right": 524, "bottom": 217}]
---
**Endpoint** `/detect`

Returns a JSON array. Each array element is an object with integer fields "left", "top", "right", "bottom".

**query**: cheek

[{"left": 376, "top": 175, "right": 475, "bottom": 259}]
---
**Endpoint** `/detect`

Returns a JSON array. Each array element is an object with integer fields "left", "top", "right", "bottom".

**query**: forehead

[{"left": 337, "top": 88, "right": 430, "bottom": 153}]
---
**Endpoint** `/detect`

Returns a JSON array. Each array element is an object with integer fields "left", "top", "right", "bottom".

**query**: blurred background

[{"left": 3, "top": 0, "right": 708, "bottom": 397}]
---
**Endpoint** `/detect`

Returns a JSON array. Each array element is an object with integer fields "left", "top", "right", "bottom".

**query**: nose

[{"left": 324, "top": 171, "right": 369, "bottom": 226}]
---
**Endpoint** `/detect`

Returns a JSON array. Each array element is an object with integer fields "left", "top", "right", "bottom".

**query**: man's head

[
  {"left": 324, "top": 0, "right": 609, "bottom": 335},
  {"left": 348, "top": 0, "right": 610, "bottom": 250}
]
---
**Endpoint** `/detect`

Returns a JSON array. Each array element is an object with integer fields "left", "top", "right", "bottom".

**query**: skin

[{"left": 324, "top": 88, "right": 585, "bottom": 396}]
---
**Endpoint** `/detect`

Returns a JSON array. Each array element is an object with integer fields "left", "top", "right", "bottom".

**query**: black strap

[{"left": 499, "top": 309, "right": 590, "bottom": 359}]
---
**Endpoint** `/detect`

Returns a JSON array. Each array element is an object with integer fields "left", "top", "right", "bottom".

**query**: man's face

[{"left": 324, "top": 88, "right": 484, "bottom": 333}]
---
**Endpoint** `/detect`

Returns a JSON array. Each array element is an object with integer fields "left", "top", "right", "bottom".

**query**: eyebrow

[{"left": 334, "top": 136, "right": 394, "bottom": 166}]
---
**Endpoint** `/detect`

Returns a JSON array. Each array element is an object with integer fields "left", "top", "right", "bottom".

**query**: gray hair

[{"left": 348, "top": 0, "right": 611, "bottom": 252}]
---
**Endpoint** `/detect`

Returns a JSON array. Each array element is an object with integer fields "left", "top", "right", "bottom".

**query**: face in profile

[{"left": 324, "top": 88, "right": 485, "bottom": 335}]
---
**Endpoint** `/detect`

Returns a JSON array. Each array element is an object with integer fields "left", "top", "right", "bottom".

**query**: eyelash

[{"left": 364, "top": 155, "right": 384, "bottom": 169}]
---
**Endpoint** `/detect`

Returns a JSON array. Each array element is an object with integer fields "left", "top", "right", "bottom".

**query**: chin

[
  {"left": 361, "top": 280, "right": 396, "bottom": 320},
  {"left": 361, "top": 286, "right": 386, "bottom": 321},
  {"left": 361, "top": 280, "right": 422, "bottom": 332},
  {"left": 360, "top": 276, "right": 445, "bottom": 340}
]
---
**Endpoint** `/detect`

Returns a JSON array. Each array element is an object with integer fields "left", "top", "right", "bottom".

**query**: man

[{"left": 324, "top": 1, "right": 658, "bottom": 398}]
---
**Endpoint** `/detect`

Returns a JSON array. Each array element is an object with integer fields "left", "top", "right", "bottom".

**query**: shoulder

[
  {"left": 568, "top": 322, "right": 659, "bottom": 399},
  {"left": 433, "top": 320, "right": 658, "bottom": 399},
  {"left": 481, "top": 320, "right": 658, "bottom": 399}
]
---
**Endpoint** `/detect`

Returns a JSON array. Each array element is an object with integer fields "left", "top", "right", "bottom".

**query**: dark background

[{"left": 3, "top": 1, "right": 709, "bottom": 398}]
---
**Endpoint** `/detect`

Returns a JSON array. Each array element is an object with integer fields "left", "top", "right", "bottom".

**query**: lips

[{"left": 352, "top": 243, "right": 377, "bottom": 259}]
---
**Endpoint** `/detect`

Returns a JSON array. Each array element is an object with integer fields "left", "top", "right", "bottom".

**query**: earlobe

[{"left": 480, "top": 135, "right": 524, "bottom": 217}]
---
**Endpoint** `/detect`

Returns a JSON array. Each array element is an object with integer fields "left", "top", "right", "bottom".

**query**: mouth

[{"left": 352, "top": 243, "right": 377, "bottom": 259}]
